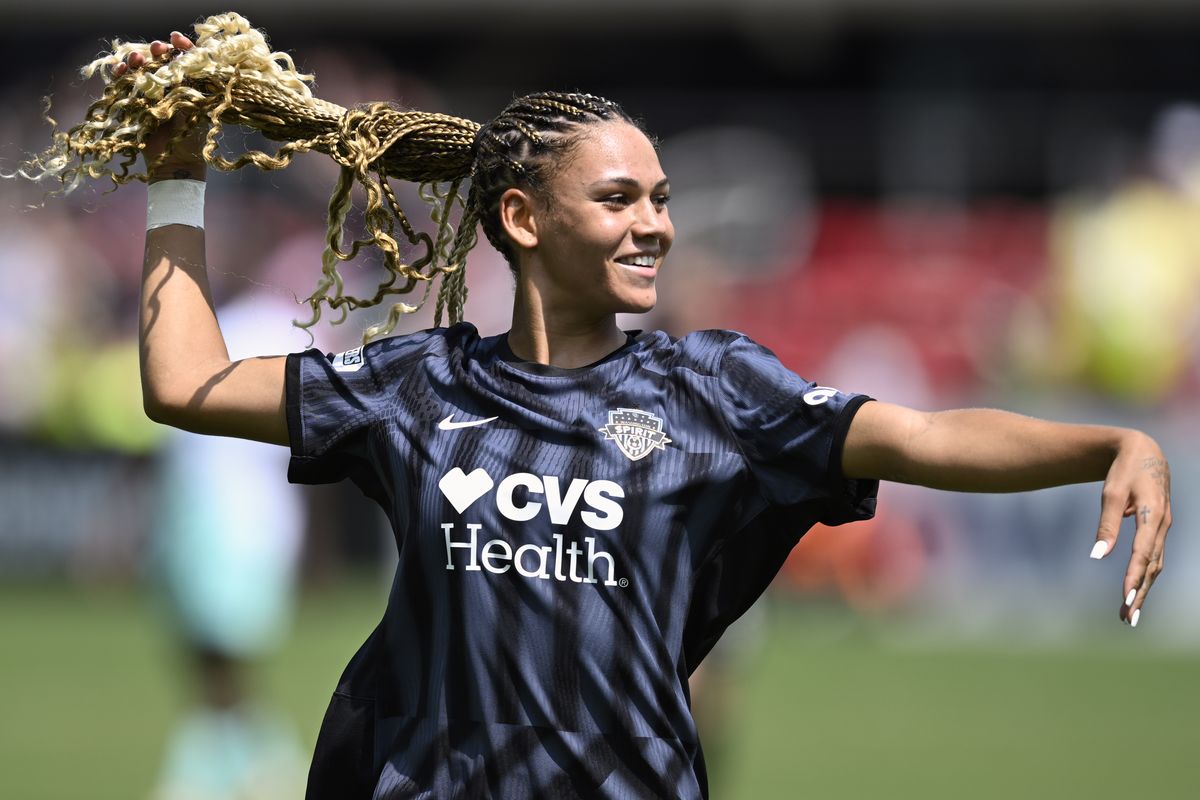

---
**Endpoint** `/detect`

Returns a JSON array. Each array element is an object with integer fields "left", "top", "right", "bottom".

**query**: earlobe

[{"left": 499, "top": 188, "right": 539, "bottom": 250}]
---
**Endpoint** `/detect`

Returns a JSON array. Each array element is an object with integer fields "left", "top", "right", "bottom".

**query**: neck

[{"left": 508, "top": 279, "right": 627, "bottom": 368}]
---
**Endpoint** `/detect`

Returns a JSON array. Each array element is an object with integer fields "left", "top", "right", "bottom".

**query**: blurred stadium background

[{"left": 2, "top": 1, "right": 1198, "bottom": 798}]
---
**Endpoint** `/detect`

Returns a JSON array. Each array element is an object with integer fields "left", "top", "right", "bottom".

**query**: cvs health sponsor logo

[{"left": 437, "top": 468, "right": 628, "bottom": 588}]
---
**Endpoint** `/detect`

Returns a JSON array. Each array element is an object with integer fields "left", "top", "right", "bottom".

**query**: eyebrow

[{"left": 590, "top": 176, "right": 670, "bottom": 190}]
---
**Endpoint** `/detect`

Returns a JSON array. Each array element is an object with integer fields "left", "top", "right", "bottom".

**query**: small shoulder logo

[
  {"left": 332, "top": 346, "right": 364, "bottom": 373},
  {"left": 598, "top": 408, "right": 671, "bottom": 462}
]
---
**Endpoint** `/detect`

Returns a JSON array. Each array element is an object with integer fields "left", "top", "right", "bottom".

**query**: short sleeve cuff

[
  {"left": 284, "top": 351, "right": 306, "bottom": 461},
  {"left": 822, "top": 394, "right": 879, "bottom": 525}
]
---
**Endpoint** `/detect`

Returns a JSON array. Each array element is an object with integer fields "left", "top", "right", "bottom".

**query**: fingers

[
  {"left": 111, "top": 31, "right": 193, "bottom": 78},
  {"left": 112, "top": 51, "right": 142, "bottom": 78},
  {"left": 1094, "top": 438, "right": 1172, "bottom": 630},
  {"left": 1119, "top": 502, "right": 1168, "bottom": 627}
]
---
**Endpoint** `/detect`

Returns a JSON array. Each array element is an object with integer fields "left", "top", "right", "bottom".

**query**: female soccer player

[{"left": 73, "top": 22, "right": 1174, "bottom": 799}]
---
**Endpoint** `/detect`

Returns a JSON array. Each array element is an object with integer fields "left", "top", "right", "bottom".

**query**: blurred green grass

[{"left": 0, "top": 583, "right": 1195, "bottom": 799}]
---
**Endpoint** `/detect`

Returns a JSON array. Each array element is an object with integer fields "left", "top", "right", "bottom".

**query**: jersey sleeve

[
  {"left": 285, "top": 340, "right": 393, "bottom": 486},
  {"left": 717, "top": 334, "right": 878, "bottom": 524}
]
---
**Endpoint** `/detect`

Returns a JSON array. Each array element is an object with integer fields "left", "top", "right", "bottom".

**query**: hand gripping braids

[{"left": 13, "top": 12, "right": 639, "bottom": 342}]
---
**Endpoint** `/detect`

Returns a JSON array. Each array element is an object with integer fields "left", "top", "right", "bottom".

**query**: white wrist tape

[{"left": 147, "top": 179, "right": 206, "bottom": 231}]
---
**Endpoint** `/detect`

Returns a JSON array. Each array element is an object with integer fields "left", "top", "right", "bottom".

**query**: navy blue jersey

[{"left": 286, "top": 323, "right": 877, "bottom": 799}]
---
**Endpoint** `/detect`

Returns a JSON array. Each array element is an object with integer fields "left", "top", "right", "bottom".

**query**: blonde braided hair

[{"left": 15, "top": 12, "right": 639, "bottom": 341}]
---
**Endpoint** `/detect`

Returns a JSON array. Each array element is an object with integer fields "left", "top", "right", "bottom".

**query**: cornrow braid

[
  {"left": 10, "top": 12, "right": 640, "bottom": 341},
  {"left": 470, "top": 91, "right": 640, "bottom": 269}
]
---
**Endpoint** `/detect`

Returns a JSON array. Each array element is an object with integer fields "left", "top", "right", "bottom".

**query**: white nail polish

[
  {"left": 1125, "top": 589, "right": 1137, "bottom": 606},
  {"left": 1131, "top": 609, "right": 1141, "bottom": 628},
  {"left": 1090, "top": 541, "right": 1109, "bottom": 559}
]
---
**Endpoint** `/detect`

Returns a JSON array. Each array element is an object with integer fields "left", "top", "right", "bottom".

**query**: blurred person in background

[
  {"left": 148, "top": 241, "right": 328, "bottom": 800},
  {"left": 17, "top": 17, "right": 1175, "bottom": 799},
  {"left": 1020, "top": 103, "right": 1200, "bottom": 406}
]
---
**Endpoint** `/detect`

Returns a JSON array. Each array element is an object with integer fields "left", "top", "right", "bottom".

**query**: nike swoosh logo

[{"left": 438, "top": 414, "right": 499, "bottom": 431}]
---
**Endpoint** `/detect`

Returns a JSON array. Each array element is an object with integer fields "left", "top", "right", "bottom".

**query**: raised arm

[
  {"left": 127, "top": 33, "right": 288, "bottom": 446},
  {"left": 842, "top": 401, "right": 1172, "bottom": 625}
]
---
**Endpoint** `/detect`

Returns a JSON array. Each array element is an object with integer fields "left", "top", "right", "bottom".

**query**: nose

[{"left": 631, "top": 198, "right": 670, "bottom": 241}]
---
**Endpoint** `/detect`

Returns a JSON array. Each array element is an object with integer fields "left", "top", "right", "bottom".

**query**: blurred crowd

[
  {"left": 3, "top": 37, "right": 1198, "bottom": 627},
  {"left": 2, "top": 11, "right": 1199, "bottom": 798}
]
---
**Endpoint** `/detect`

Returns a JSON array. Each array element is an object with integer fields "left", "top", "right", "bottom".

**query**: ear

[{"left": 499, "top": 187, "right": 540, "bottom": 252}]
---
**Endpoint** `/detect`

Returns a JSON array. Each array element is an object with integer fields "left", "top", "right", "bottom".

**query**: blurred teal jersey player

[{"left": 150, "top": 293, "right": 310, "bottom": 800}]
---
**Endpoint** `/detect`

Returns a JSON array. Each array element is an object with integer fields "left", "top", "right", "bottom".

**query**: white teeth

[{"left": 617, "top": 255, "right": 656, "bottom": 267}]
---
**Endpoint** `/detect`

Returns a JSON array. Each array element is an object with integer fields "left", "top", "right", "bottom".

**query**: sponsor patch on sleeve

[{"left": 331, "top": 346, "right": 364, "bottom": 373}]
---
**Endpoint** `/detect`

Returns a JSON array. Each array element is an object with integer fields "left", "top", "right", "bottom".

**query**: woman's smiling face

[{"left": 521, "top": 120, "right": 674, "bottom": 316}]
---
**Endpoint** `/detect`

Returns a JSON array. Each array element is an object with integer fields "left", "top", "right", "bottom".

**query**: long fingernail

[
  {"left": 1125, "top": 588, "right": 1137, "bottom": 606},
  {"left": 1131, "top": 609, "right": 1141, "bottom": 628},
  {"left": 1090, "top": 541, "right": 1109, "bottom": 559}
]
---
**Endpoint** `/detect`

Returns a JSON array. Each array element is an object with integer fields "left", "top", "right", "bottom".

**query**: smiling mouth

[
  {"left": 613, "top": 255, "right": 659, "bottom": 277},
  {"left": 615, "top": 254, "right": 658, "bottom": 268}
]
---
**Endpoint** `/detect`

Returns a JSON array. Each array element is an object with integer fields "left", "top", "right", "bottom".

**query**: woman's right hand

[
  {"left": 113, "top": 31, "right": 207, "bottom": 182},
  {"left": 125, "top": 29, "right": 289, "bottom": 448}
]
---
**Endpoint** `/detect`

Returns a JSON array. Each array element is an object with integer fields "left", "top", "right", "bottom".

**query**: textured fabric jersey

[{"left": 286, "top": 323, "right": 878, "bottom": 799}]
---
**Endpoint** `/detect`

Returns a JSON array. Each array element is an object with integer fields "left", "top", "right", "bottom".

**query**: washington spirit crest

[{"left": 598, "top": 408, "right": 672, "bottom": 462}]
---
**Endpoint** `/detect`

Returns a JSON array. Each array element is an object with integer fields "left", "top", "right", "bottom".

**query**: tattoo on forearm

[{"left": 1140, "top": 506, "right": 1150, "bottom": 524}]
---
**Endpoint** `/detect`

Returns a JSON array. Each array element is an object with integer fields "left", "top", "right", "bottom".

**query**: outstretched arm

[
  {"left": 842, "top": 401, "right": 1172, "bottom": 625},
  {"left": 129, "top": 33, "right": 287, "bottom": 445}
]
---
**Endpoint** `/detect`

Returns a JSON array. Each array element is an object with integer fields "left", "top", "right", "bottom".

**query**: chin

[{"left": 616, "top": 288, "right": 657, "bottom": 314}]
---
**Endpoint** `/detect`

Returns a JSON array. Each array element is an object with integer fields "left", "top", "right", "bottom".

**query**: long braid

[{"left": 11, "top": 12, "right": 638, "bottom": 341}]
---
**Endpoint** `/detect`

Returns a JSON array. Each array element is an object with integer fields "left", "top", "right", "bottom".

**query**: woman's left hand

[{"left": 1091, "top": 431, "right": 1172, "bottom": 627}]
